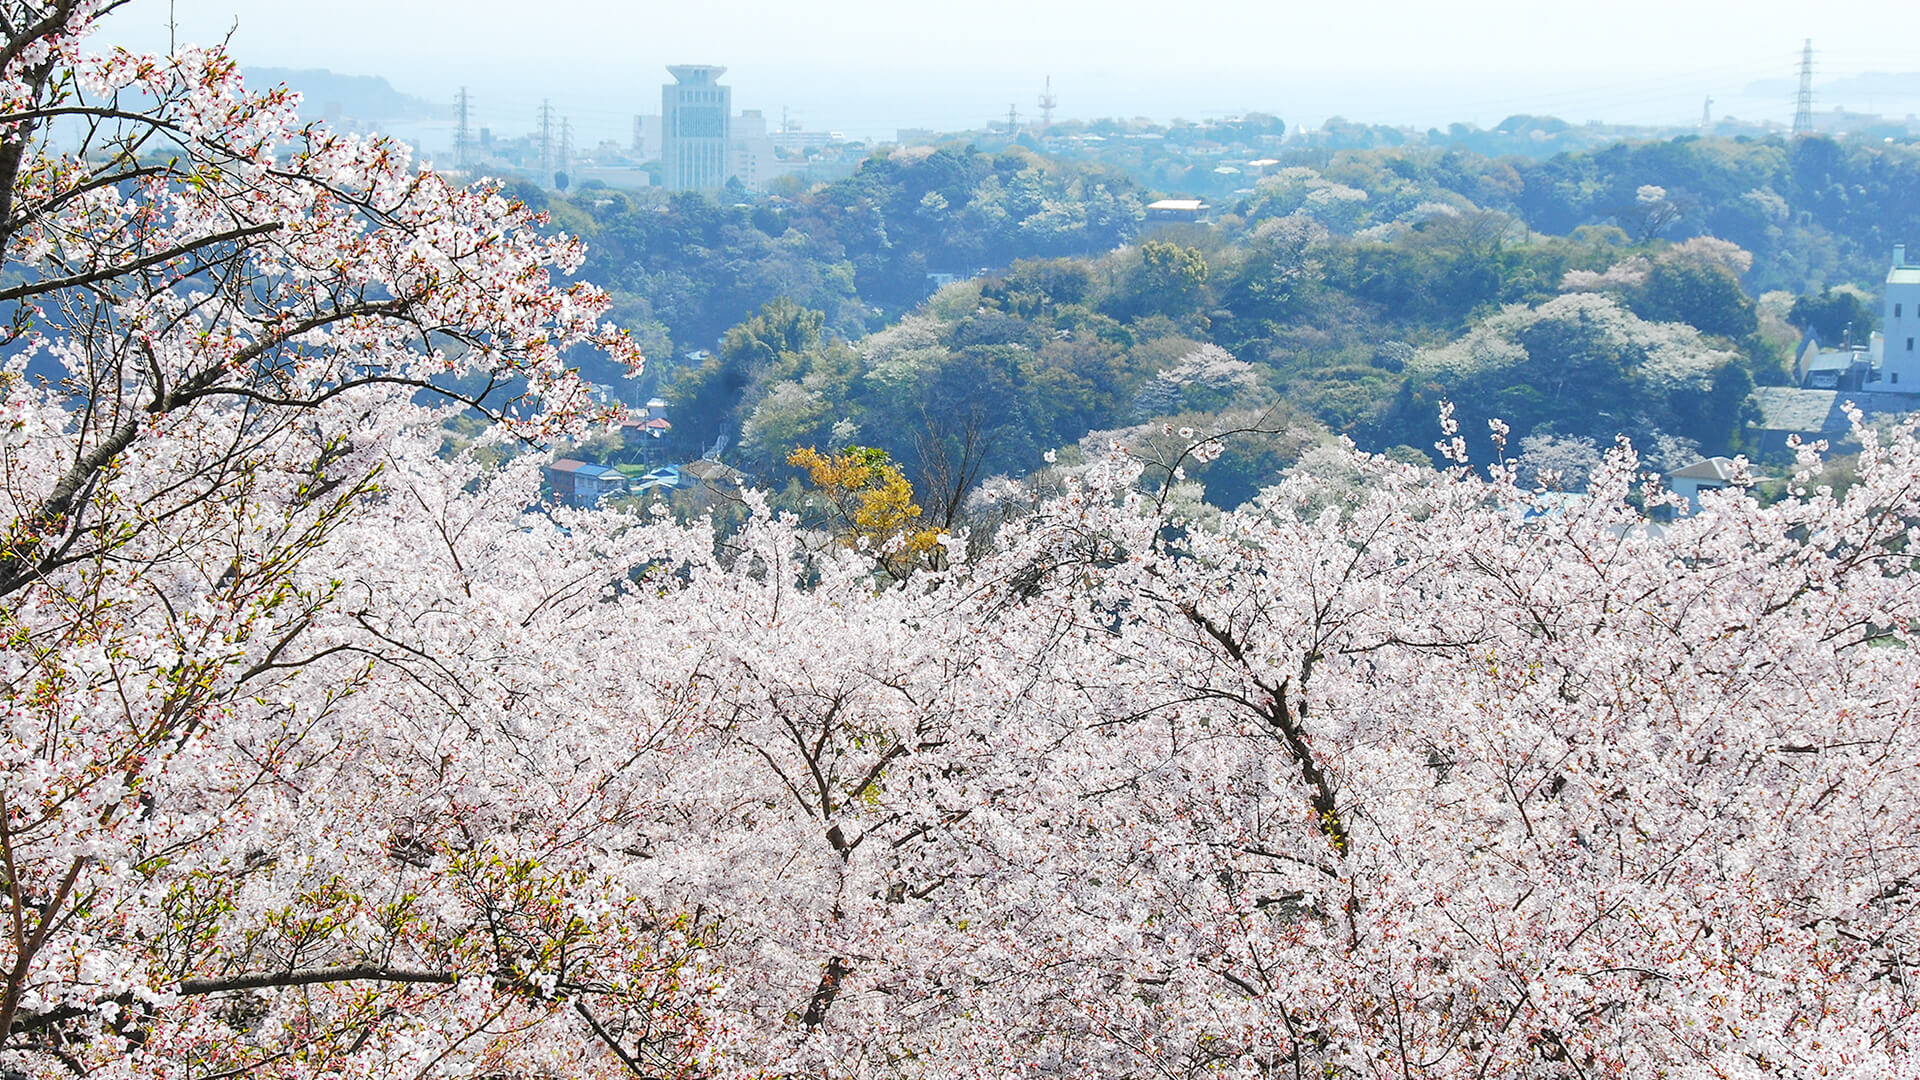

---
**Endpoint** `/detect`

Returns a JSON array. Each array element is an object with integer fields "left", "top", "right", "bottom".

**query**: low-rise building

[
  {"left": 1797, "top": 337, "right": 1874, "bottom": 390},
  {"left": 618, "top": 397, "right": 673, "bottom": 441},
  {"left": 1667, "top": 457, "right": 1746, "bottom": 513},
  {"left": 546, "top": 459, "right": 626, "bottom": 508},
  {"left": 1792, "top": 245, "right": 1920, "bottom": 391},
  {"left": 1146, "top": 198, "right": 1211, "bottom": 223},
  {"left": 632, "top": 465, "right": 684, "bottom": 493}
]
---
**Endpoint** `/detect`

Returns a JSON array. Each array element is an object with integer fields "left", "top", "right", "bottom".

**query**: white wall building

[
  {"left": 662, "top": 65, "right": 731, "bottom": 194},
  {"left": 728, "top": 109, "right": 779, "bottom": 194},
  {"left": 631, "top": 114, "right": 663, "bottom": 160},
  {"left": 1878, "top": 244, "right": 1920, "bottom": 389}
]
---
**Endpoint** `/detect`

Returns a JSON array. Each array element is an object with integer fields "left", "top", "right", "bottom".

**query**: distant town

[{"left": 259, "top": 46, "right": 1920, "bottom": 205}]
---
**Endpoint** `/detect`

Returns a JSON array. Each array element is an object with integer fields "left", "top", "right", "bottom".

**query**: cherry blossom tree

[
  {"left": 0, "top": 3, "right": 663, "bottom": 1075},
  {"left": 2, "top": 4, "right": 1916, "bottom": 1079},
  {"left": 581, "top": 413, "right": 1917, "bottom": 1079},
  {"left": 692, "top": 416, "right": 1912, "bottom": 1080}
]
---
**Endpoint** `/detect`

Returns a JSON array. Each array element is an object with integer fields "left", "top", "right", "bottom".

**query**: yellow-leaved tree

[{"left": 788, "top": 446, "right": 943, "bottom": 577}]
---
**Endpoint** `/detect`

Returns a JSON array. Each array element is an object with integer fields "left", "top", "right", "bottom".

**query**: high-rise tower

[{"left": 663, "top": 65, "right": 731, "bottom": 194}]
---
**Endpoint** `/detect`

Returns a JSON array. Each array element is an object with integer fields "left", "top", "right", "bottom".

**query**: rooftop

[
  {"left": 1668, "top": 457, "right": 1742, "bottom": 482},
  {"left": 548, "top": 459, "right": 622, "bottom": 479},
  {"left": 1802, "top": 349, "right": 1860, "bottom": 373},
  {"left": 1751, "top": 387, "right": 1920, "bottom": 435},
  {"left": 1890, "top": 243, "right": 1917, "bottom": 283},
  {"left": 682, "top": 459, "right": 747, "bottom": 484},
  {"left": 666, "top": 65, "right": 727, "bottom": 83},
  {"left": 1752, "top": 387, "right": 1842, "bottom": 433}
]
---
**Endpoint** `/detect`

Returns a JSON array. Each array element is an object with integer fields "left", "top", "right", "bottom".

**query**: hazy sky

[{"left": 98, "top": 0, "right": 1920, "bottom": 144}]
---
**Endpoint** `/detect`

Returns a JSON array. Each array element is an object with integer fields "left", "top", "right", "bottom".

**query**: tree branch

[
  {"left": 0, "top": 0, "right": 80, "bottom": 82},
  {"left": 573, "top": 999, "right": 650, "bottom": 1077},
  {"left": 1182, "top": 603, "right": 1349, "bottom": 856},
  {"left": 179, "top": 965, "right": 459, "bottom": 995},
  {"left": 0, "top": 221, "right": 284, "bottom": 303},
  {"left": 801, "top": 956, "right": 849, "bottom": 1028}
]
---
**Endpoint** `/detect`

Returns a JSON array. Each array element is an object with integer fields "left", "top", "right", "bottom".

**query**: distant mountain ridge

[
  {"left": 1743, "top": 71, "right": 1920, "bottom": 103},
  {"left": 243, "top": 67, "right": 441, "bottom": 122}
]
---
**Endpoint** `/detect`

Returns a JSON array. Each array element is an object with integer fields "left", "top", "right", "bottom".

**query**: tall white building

[
  {"left": 662, "top": 65, "right": 730, "bottom": 194},
  {"left": 1879, "top": 244, "right": 1920, "bottom": 389}
]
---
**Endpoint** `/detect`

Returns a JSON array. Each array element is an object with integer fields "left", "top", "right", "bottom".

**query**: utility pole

[
  {"left": 1700, "top": 94, "right": 1712, "bottom": 131},
  {"left": 1793, "top": 39, "right": 1815, "bottom": 138},
  {"left": 453, "top": 86, "right": 471, "bottom": 169},
  {"left": 537, "top": 99, "right": 555, "bottom": 181},
  {"left": 558, "top": 116, "right": 572, "bottom": 183},
  {"left": 1038, "top": 76, "right": 1056, "bottom": 131}
]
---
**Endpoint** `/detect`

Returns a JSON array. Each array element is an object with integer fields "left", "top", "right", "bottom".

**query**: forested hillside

[{"left": 543, "top": 131, "right": 1916, "bottom": 509}]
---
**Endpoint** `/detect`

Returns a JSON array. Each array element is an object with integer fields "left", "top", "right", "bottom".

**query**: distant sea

[{"left": 314, "top": 63, "right": 1920, "bottom": 156}]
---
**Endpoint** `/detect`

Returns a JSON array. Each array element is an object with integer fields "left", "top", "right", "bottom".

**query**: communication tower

[
  {"left": 1038, "top": 76, "right": 1057, "bottom": 130},
  {"left": 537, "top": 100, "right": 555, "bottom": 179},
  {"left": 454, "top": 86, "right": 471, "bottom": 169},
  {"left": 1792, "top": 39, "right": 1815, "bottom": 137}
]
